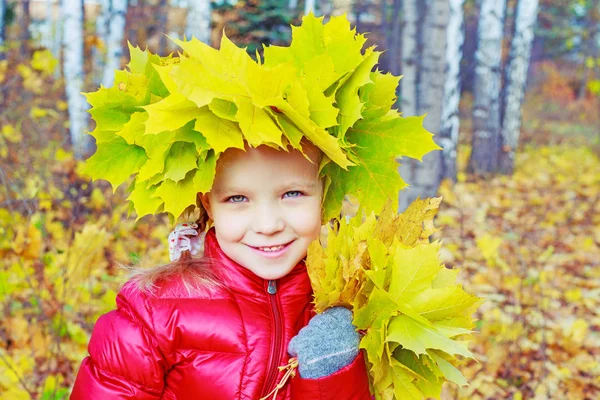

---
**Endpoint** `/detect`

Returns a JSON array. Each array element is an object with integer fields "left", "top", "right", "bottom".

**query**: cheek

[
  {"left": 287, "top": 202, "right": 322, "bottom": 238},
  {"left": 211, "top": 209, "right": 248, "bottom": 241}
]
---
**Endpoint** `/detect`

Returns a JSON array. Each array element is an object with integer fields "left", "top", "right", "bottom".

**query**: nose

[{"left": 252, "top": 202, "right": 284, "bottom": 235}]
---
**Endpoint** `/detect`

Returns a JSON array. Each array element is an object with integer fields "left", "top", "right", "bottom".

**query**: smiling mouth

[{"left": 248, "top": 240, "right": 294, "bottom": 252}]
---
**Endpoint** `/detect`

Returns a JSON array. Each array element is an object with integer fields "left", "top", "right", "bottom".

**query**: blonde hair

[{"left": 124, "top": 209, "right": 224, "bottom": 297}]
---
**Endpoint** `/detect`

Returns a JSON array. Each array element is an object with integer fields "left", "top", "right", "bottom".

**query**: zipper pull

[{"left": 267, "top": 280, "right": 278, "bottom": 294}]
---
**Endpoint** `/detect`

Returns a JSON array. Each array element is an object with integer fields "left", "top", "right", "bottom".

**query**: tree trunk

[
  {"left": 185, "top": 0, "right": 211, "bottom": 44},
  {"left": 399, "top": 0, "right": 419, "bottom": 117},
  {"left": 467, "top": 0, "right": 506, "bottom": 176},
  {"left": 63, "top": 0, "right": 91, "bottom": 159},
  {"left": 578, "top": 0, "right": 600, "bottom": 99},
  {"left": 53, "top": 0, "right": 63, "bottom": 78},
  {"left": 439, "top": 0, "right": 465, "bottom": 182},
  {"left": 289, "top": 0, "right": 298, "bottom": 11},
  {"left": 398, "top": 0, "right": 448, "bottom": 212},
  {"left": 499, "top": 0, "right": 539, "bottom": 175},
  {"left": 304, "top": 0, "right": 316, "bottom": 15},
  {"left": 388, "top": 0, "right": 402, "bottom": 76},
  {"left": 21, "top": 0, "right": 31, "bottom": 53},
  {"left": 0, "top": 0, "right": 6, "bottom": 61},
  {"left": 102, "top": 0, "right": 128, "bottom": 88},
  {"left": 157, "top": 0, "right": 168, "bottom": 54},
  {"left": 94, "top": 0, "right": 110, "bottom": 85}
]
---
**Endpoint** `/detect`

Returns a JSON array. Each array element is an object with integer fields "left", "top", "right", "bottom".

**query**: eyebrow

[{"left": 216, "top": 181, "right": 319, "bottom": 194}]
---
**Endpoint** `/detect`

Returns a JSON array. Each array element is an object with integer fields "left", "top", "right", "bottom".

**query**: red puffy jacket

[{"left": 71, "top": 228, "right": 372, "bottom": 399}]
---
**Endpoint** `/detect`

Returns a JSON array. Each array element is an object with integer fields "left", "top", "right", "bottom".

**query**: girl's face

[{"left": 201, "top": 144, "right": 323, "bottom": 281}]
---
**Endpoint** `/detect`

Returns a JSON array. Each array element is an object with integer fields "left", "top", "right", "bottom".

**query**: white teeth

[{"left": 258, "top": 245, "right": 285, "bottom": 252}]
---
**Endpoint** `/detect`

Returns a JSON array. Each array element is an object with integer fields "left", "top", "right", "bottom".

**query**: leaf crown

[{"left": 83, "top": 13, "right": 439, "bottom": 222}]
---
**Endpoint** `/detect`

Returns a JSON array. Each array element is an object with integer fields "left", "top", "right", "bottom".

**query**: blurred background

[{"left": 0, "top": 0, "right": 598, "bottom": 399}]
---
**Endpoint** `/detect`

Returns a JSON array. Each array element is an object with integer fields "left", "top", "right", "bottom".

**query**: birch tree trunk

[
  {"left": 102, "top": 0, "right": 128, "bottom": 88},
  {"left": 499, "top": 0, "right": 539, "bottom": 175},
  {"left": 53, "top": 0, "right": 63, "bottom": 78},
  {"left": 40, "top": 0, "right": 54, "bottom": 50},
  {"left": 398, "top": 0, "right": 448, "bottom": 212},
  {"left": 467, "top": 0, "right": 506, "bottom": 175},
  {"left": 94, "top": 0, "right": 110, "bottom": 85},
  {"left": 157, "top": 0, "right": 168, "bottom": 54},
  {"left": 304, "top": 0, "right": 316, "bottom": 15},
  {"left": 399, "top": 0, "right": 419, "bottom": 117},
  {"left": 288, "top": 0, "right": 298, "bottom": 11},
  {"left": 0, "top": 0, "right": 6, "bottom": 61},
  {"left": 185, "top": 0, "right": 211, "bottom": 44},
  {"left": 63, "top": 0, "right": 91, "bottom": 159},
  {"left": 439, "top": 0, "right": 465, "bottom": 182}
]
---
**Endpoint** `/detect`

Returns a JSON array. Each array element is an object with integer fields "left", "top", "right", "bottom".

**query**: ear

[{"left": 200, "top": 193, "right": 213, "bottom": 221}]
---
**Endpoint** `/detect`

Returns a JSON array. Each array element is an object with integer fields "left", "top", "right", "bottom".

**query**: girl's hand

[
  {"left": 168, "top": 222, "right": 204, "bottom": 262},
  {"left": 288, "top": 306, "right": 361, "bottom": 379}
]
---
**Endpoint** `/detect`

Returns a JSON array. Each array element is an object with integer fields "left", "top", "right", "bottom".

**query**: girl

[{"left": 71, "top": 140, "right": 372, "bottom": 399}]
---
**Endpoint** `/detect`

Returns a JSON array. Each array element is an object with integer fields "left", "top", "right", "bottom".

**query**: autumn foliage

[{"left": 1, "top": 33, "right": 599, "bottom": 400}]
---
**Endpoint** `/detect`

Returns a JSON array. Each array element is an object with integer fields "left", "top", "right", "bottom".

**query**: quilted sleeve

[
  {"left": 71, "top": 284, "right": 166, "bottom": 399},
  {"left": 290, "top": 350, "right": 372, "bottom": 400}
]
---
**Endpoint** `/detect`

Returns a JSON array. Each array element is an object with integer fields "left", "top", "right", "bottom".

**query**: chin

[{"left": 252, "top": 267, "right": 293, "bottom": 281}]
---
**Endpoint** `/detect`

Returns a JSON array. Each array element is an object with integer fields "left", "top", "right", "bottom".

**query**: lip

[{"left": 247, "top": 240, "right": 294, "bottom": 259}]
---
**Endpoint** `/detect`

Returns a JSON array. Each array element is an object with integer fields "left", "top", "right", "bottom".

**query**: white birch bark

[
  {"left": 0, "top": 0, "right": 6, "bottom": 60},
  {"left": 185, "top": 0, "right": 211, "bottom": 44},
  {"left": 398, "top": 0, "right": 449, "bottom": 212},
  {"left": 467, "top": 0, "right": 506, "bottom": 175},
  {"left": 288, "top": 0, "right": 298, "bottom": 10},
  {"left": 400, "top": 0, "right": 418, "bottom": 117},
  {"left": 439, "top": 0, "right": 465, "bottom": 182},
  {"left": 102, "top": 0, "right": 128, "bottom": 88},
  {"left": 304, "top": 0, "right": 316, "bottom": 15},
  {"left": 499, "top": 0, "right": 539, "bottom": 174},
  {"left": 40, "top": 0, "right": 54, "bottom": 50},
  {"left": 52, "top": 0, "right": 63, "bottom": 74},
  {"left": 94, "top": 0, "right": 110, "bottom": 85},
  {"left": 63, "top": 0, "right": 90, "bottom": 159}
]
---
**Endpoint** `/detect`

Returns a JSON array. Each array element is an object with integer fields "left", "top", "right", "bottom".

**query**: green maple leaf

[
  {"left": 334, "top": 47, "right": 380, "bottom": 139},
  {"left": 88, "top": 108, "right": 131, "bottom": 132},
  {"left": 142, "top": 93, "right": 204, "bottom": 135},
  {"left": 171, "top": 122, "right": 209, "bottom": 153},
  {"left": 427, "top": 350, "right": 468, "bottom": 387},
  {"left": 193, "top": 151, "right": 218, "bottom": 193},
  {"left": 194, "top": 108, "right": 245, "bottom": 154},
  {"left": 389, "top": 358, "right": 424, "bottom": 400},
  {"left": 387, "top": 315, "right": 473, "bottom": 358},
  {"left": 116, "top": 112, "right": 147, "bottom": 145},
  {"left": 234, "top": 98, "right": 284, "bottom": 147},
  {"left": 136, "top": 131, "right": 173, "bottom": 181},
  {"left": 270, "top": 98, "right": 351, "bottom": 169},
  {"left": 84, "top": 136, "right": 147, "bottom": 191},
  {"left": 388, "top": 242, "right": 442, "bottom": 304},
  {"left": 409, "top": 285, "right": 482, "bottom": 322},
  {"left": 321, "top": 114, "right": 440, "bottom": 218},
  {"left": 361, "top": 71, "right": 401, "bottom": 120},
  {"left": 152, "top": 170, "right": 199, "bottom": 218},
  {"left": 208, "top": 98, "right": 238, "bottom": 121},
  {"left": 163, "top": 142, "right": 198, "bottom": 182},
  {"left": 127, "top": 179, "right": 163, "bottom": 220}
]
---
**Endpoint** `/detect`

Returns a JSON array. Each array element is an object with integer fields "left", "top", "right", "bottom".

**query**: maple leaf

[
  {"left": 84, "top": 137, "right": 147, "bottom": 191},
  {"left": 306, "top": 199, "right": 482, "bottom": 399}
]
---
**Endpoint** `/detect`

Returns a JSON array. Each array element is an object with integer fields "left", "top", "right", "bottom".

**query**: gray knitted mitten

[{"left": 288, "top": 306, "right": 360, "bottom": 379}]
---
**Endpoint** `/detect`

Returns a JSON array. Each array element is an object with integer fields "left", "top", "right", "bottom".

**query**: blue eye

[
  {"left": 227, "top": 195, "right": 247, "bottom": 203},
  {"left": 284, "top": 191, "right": 303, "bottom": 198}
]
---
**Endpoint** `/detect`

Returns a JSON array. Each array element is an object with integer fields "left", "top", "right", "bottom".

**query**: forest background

[{"left": 0, "top": 0, "right": 598, "bottom": 399}]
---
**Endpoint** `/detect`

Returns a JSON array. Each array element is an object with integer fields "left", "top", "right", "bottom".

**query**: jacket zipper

[{"left": 261, "top": 279, "right": 283, "bottom": 398}]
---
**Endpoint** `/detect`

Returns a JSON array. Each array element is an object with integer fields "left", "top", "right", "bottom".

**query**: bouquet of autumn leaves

[{"left": 307, "top": 198, "right": 482, "bottom": 400}]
